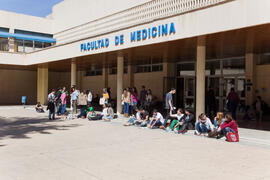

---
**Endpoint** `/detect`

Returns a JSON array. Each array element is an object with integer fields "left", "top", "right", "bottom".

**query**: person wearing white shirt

[
  {"left": 148, "top": 109, "right": 164, "bottom": 129},
  {"left": 87, "top": 90, "right": 92, "bottom": 105},
  {"left": 195, "top": 113, "right": 214, "bottom": 136},
  {"left": 167, "top": 108, "right": 184, "bottom": 133}
]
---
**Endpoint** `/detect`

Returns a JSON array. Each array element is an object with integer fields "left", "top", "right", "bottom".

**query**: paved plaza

[{"left": 0, "top": 106, "right": 270, "bottom": 180}]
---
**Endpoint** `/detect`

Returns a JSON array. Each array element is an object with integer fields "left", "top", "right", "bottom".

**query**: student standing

[
  {"left": 77, "top": 90, "right": 88, "bottom": 118},
  {"left": 227, "top": 88, "right": 240, "bottom": 120},
  {"left": 70, "top": 87, "right": 79, "bottom": 114},
  {"left": 47, "top": 89, "right": 56, "bottom": 120},
  {"left": 60, "top": 90, "right": 67, "bottom": 116},
  {"left": 139, "top": 85, "right": 147, "bottom": 107},
  {"left": 87, "top": 90, "right": 93, "bottom": 105},
  {"left": 123, "top": 89, "right": 131, "bottom": 117},
  {"left": 161, "top": 88, "right": 176, "bottom": 129}
]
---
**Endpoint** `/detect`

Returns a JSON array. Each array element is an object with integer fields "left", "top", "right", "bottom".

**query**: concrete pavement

[{"left": 0, "top": 106, "right": 270, "bottom": 180}]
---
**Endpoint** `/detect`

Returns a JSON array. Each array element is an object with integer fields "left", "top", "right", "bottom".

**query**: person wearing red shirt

[{"left": 217, "top": 114, "right": 238, "bottom": 138}]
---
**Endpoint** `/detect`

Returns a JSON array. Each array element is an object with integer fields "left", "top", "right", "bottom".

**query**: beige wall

[
  {"left": 79, "top": 71, "right": 164, "bottom": 101},
  {"left": 134, "top": 72, "right": 164, "bottom": 101},
  {"left": 256, "top": 64, "right": 270, "bottom": 105},
  {"left": 0, "top": 69, "right": 37, "bottom": 105},
  {"left": 48, "top": 71, "right": 71, "bottom": 92}
]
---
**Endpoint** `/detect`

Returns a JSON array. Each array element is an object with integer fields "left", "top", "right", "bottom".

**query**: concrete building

[{"left": 0, "top": 0, "right": 270, "bottom": 117}]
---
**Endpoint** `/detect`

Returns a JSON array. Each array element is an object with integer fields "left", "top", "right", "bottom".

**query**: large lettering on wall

[{"left": 80, "top": 22, "right": 176, "bottom": 52}]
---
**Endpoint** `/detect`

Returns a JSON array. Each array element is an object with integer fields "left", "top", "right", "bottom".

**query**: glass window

[
  {"left": 258, "top": 54, "right": 270, "bottom": 65},
  {"left": 206, "top": 60, "right": 220, "bottom": 76},
  {"left": 177, "top": 63, "right": 195, "bottom": 76},
  {"left": 222, "top": 57, "right": 245, "bottom": 75},
  {"left": 0, "top": 38, "right": 9, "bottom": 51},
  {"left": 85, "top": 69, "right": 103, "bottom": 76},
  {"left": 24, "top": 40, "right": 34, "bottom": 52}
]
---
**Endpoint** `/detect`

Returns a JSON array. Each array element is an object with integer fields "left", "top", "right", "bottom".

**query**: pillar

[
  {"left": 127, "top": 50, "right": 135, "bottom": 87},
  {"left": 8, "top": 29, "right": 15, "bottom": 53},
  {"left": 37, "top": 64, "right": 48, "bottom": 105},
  {"left": 163, "top": 43, "right": 176, "bottom": 93},
  {"left": 102, "top": 54, "right": 109, "bottom": 88},
  {"left": 196, "top": 36, "right": 206, "bottom": 117},
  {"left": 245, "top": 30, "right": 257, "bottom": 106},
  {"left": 117, "top": 51, "right": 124, "bottom": 114},
  {"left": 71, "top": 58, "right": 77, "bottom": 87}
]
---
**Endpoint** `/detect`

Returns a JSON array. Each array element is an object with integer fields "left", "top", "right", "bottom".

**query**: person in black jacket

[{"left": 178, "top": 109, "right": 194, "bottom": 134}]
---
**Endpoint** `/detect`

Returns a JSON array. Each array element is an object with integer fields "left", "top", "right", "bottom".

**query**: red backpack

[{"left": 226, "top": 132, "right": 239, "bottom": 142}]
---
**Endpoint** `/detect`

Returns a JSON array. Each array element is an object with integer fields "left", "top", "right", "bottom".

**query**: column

[
  {"left": 71, "top": 58, "right": 77, "bottom": 87},
  {"left": 117, "top": 51, "right": 124, "bottom": 114},
  {"left": 8, "top": 29, "right": 15, "bottom": 52},
  {"left": 102, "top": 54, "right": 108, "bottom": 88},
  {"left": 127, "top": 50, "right": 135, "bottom": 87},
  {"left": 245, "top": 30, "right": 257, "bottom": 106},
  {"left": 37, "top": 64, "right": 48, "bottom": 105},
  {"left": 196, "top": 36, "right": 206, "bottom": 117},
  {"left": 163, "top": 43, "right": 176, "bottom": 93}
]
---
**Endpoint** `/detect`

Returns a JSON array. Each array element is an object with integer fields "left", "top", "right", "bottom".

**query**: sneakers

[
  {"left": 160, "top": 126, "right": 165, "bottom": 130},
  {"left": 174, "top": 129, "right": 179, "bottom": 134}
]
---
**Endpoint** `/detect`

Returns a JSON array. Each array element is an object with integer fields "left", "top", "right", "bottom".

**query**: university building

[{"left": 0, "top": 0, "right": 270, "bottom": 117}]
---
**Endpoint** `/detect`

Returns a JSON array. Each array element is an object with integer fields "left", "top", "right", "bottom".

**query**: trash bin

[{"left": 22, "top": 96, "right": 27, "bottom": 108}]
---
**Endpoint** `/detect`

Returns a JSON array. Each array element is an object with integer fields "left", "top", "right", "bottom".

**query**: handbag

[
  {"left": 99, "top": 97, "right": 105, "bottom": 105},
  {"left": 226, "top": 132, "right": 239, "bottom": 142}
]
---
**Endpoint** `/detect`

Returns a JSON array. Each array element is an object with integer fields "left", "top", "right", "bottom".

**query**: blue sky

[{"left": 0, "top": 0, "right": 63, "bottom": 17}]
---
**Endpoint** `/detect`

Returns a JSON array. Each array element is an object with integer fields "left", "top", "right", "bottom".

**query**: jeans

[
  {"left": 222, "top": 127, "right": 235, "bottom": 136},
  {"left": 72, "top": 100, "right": 77, "bottom": 114},
  {"left": 139, "top": 120, "right": 150, "bottom": 127},
  {"left": 78, "top": 105, "right": 87, "bottom": 118},
  {"left": 163, "top": 109, "right": 170, "bottom": 127},
  {"left": 195, "top": 122, "right": 210, "bottom": 134},
  {"left": 130, "top": 105, "right": 134, "bottom": 115},
  {"left": 123, "top": 102, "right": 129, "bottom": 114},
  {"left": 61, "top": 104, "right": 66, "bottom": 115},
  {"left": 150, "top": 119, "right": 162, "bottom": 127},
  {"left": 56, "top": 102, "right": 62, "bottom": 115},
  {"left": 49, "top": 110, "right": 55, "bottom": 120},
  {"left": 128, "top": 117, "right": 137, "bottom": 124}
]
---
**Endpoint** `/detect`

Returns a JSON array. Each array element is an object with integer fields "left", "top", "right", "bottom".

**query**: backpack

[{"left": 226, "top": 132, "right": 239, "bottom": 142}]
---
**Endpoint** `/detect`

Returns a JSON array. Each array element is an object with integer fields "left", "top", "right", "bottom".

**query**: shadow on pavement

[{"left": 0, "top": 116, "right": 81, "bottom": 141}]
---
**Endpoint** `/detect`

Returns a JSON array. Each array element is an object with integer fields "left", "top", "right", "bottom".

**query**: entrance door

[
  {"left": 206, "top": 75, "right": 245, "bottom": 112},
  {"left": 177, "top": 76, "right": 195, "bottom": 111}
]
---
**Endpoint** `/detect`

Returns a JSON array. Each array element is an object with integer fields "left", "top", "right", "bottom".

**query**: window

[
  {"left": 109, "top": 66, "right": 128, "bottom": 74},
  {"left": 0, "top": 38, "right": 9, "bottom": 51},
  {"left": 85, "top": 69, "right": 102, "bottom": 76}
]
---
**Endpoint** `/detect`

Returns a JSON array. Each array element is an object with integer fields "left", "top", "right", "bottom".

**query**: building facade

[{"left": 0, "top": 0, "right": 270, "bottom": 118}]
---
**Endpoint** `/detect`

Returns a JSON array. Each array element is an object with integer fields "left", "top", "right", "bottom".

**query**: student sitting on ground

[
  {"left": 195, "top": 113, "right": 214, "bottom": 136},
  {"left": 216, "top": 114, "right": 238, "bottom": 139},
  {"left": 86, "top": 105, "right": 96, "bottom": 120},
  {"left": 177, "top": 109, "right": 194, "bottom": 134},
  {"left": 167, "top": 108, "right": 184, "bottom": 133},
  {"left": 214, "top": 112, "right": 225, "bottom": 128},
  {"left": 35, "top": 102, "right": 44, "bottom": 113},
  {"left": 134, "top": 108, "right": 149, "bottom": 127},
  {"left": 103, "top": 103, "right": 114, "bottom": 122},
  {"left": 124, "top": 107, "right": 141, "bottom": 126},
  {"left": 148, "top": 109, "right": 164, "bottom": 129}
]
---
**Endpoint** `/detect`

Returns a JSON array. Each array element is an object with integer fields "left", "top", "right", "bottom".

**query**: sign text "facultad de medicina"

[{"left": 80, "top": 22, "right": 176, "bottom": 52}]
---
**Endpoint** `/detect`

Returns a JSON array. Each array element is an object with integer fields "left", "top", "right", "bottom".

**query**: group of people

[
  {"left": 44, "top": 85, "right": 239, "bottom": 141},
  {"left": 46, "top": 86, "right": 93, "bottom": 120},
  {"left": 123, "top": 87, "right": 239, "bottom": 142},
  {"left": 121, "top": 86, "right": 153, "bottom": 117}
]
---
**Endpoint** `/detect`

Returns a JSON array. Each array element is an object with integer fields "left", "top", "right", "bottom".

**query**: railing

[{"left": 54, "top": 0, "right": 231, "bottom": 45}]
